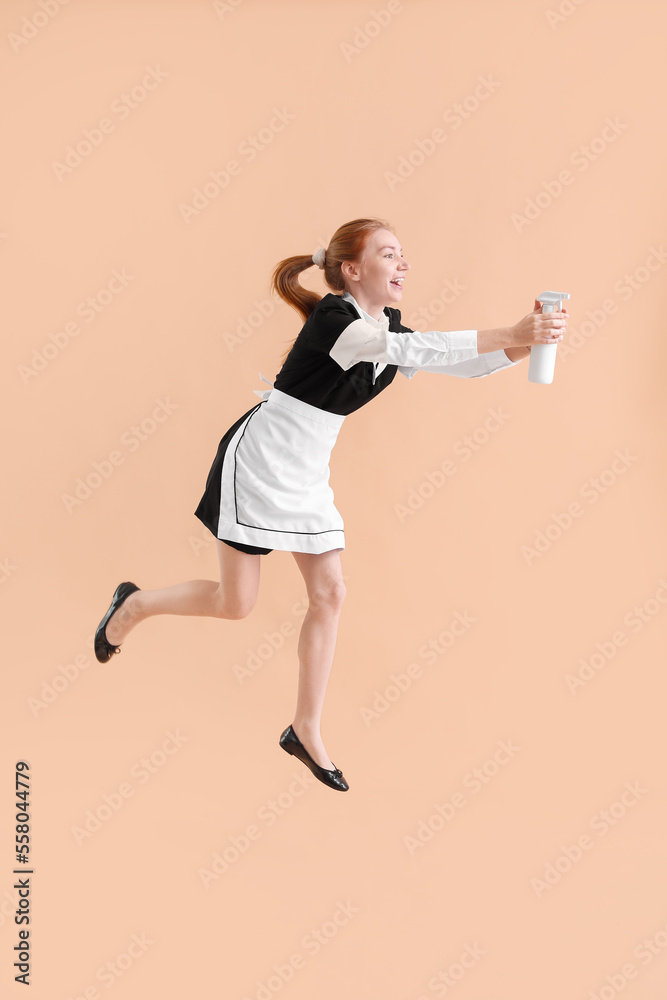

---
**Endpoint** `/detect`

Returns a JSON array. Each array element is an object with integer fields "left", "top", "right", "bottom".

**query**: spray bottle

[{"left": 528, "top": 291, "right": 570, "bottom": 384}]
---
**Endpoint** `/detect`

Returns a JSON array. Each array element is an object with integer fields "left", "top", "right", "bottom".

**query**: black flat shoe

[
  {"left": 279, "top": 724, "right": 349, "bottom": 791},
  {"left": 94, "top": 582, "right": 140, "bottom": 663}
]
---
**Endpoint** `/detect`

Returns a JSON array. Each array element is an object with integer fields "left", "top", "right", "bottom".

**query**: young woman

[{"left": 94, "top": 217, "right": 568, "bottom": 792}]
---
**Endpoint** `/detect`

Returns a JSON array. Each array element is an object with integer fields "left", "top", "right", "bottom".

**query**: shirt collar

[{"left": 341, "top": 290, "right": 389, "bottom": 331}]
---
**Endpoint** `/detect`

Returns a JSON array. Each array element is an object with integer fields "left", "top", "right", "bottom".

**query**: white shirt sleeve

[
  {"left": 329, "top": 318, "right": 519, "bottom": 379},
  {"left": 419, "top": 348, "right": 519, "bottom": 379}
]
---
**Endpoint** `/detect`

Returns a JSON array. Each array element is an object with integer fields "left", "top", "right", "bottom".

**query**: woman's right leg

[
  {"left": 288, "top": 548, "right": 347, "bottom": 771},
  {"left": 104, "top": 540, "right": 261, "bottom": 646}
]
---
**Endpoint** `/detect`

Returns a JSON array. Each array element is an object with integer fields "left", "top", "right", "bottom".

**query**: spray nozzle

[{"left": 536, "top": 290, "right": 570, "bottom": 312}]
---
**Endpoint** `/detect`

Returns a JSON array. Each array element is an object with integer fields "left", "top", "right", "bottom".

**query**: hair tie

[{"left": 312, "top": 248, "right": 326, "bottom": 269}]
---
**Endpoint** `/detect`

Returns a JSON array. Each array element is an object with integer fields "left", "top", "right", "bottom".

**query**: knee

[
  {"left": 309, "top": 579, "right": 346, "bottom": 615},
  {"left": 215, "top": 591, "right": 256, "bottom": 620},
  {"left": 224, "top": 603, "right": 254, "bottom": 620}
]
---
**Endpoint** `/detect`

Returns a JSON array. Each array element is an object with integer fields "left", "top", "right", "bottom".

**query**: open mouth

[{"left": 390, "top": 278, "right": 404, "bottom": 287}]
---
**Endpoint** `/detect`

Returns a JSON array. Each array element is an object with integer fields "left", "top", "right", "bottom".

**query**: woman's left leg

[{"left": 290, "top": 548, "right": 346, "bottom": 770}]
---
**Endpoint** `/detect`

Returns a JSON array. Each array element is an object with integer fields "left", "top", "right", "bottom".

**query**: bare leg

[
  {"left": 105, "top": 540, "right": 262, "bottom": 645},
  {"left": 290, "top": 548, "right": 346, "bottom": 770}
]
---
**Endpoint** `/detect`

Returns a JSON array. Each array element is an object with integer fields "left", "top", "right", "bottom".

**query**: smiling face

[{"left": 340, "top": 228, "right": 410, "bottom": 320}]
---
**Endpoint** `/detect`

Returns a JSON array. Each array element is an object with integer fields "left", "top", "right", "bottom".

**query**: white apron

[{"left": 214, "top": 384, "right": 346, "bottom": 554}]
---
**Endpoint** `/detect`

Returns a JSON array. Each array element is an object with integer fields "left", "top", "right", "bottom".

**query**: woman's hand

[
  {"left": 511, "top": 300, "right": 569, "bottom": 350},
  {"left": 477, "top": 301, "right": 569, "bottom": 359}
]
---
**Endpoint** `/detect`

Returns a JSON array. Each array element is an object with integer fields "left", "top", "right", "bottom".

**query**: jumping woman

[{"left": 94, "top": 217, "right": 568, "bottom": 792}]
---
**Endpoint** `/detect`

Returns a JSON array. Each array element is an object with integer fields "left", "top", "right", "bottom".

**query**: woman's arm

[
  {"left": 476, "top": 326, "right": 529, "bottom": 362},
  {"left": 330, "top": 321, "right": 521, "bottom": 379},
  {"left": 412, "top": 346, "right": 521, "bottom": 379},
  {"left": 503, "top": 345, "right": 531, "bottom": 362},
  {"left": 330, "top": 321, "right": 486, "bottom": 371},
  {"left": 328, "top": 304, "right": 565, "bottom": 376}
]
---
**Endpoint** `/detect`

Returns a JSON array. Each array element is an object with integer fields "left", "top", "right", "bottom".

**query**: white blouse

[{"left": 336, "top": 290, "right": 518, "bottom": 382}]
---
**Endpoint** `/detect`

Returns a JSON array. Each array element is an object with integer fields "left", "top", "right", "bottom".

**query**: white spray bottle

[{"left": 528, "top": 291, "right": 570, "bottom": 384}]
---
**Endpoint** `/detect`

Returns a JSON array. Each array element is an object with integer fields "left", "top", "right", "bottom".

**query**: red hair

[{"left": 270, "top": 217, "right": 394, "bottom": 363}]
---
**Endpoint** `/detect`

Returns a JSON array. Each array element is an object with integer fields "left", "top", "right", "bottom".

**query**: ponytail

[{"left": 270, "top": 217, "right": 394, "bottom": 364}]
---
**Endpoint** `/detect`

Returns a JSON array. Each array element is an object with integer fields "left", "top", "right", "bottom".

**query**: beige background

[{"left": 2, "top": 0, "right": 667, "bottom": 997}]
